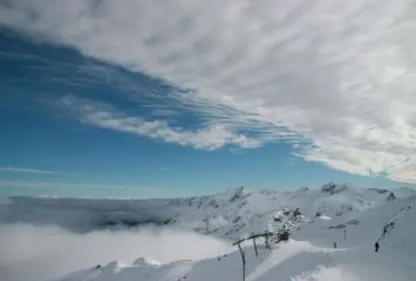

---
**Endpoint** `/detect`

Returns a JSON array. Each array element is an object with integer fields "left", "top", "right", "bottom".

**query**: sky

[{"left": 0, "top": 0, "right": 415, "bottom": 198}]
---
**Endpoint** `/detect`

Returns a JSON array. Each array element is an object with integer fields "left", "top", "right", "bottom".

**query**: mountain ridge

[{"left": 1, "top": 182, "right": 412, "bottom": 241}]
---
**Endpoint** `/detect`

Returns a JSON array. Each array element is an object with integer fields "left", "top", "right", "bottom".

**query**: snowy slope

[
  {"left": 393, "top": 187, "right": 416, "bottom": 198},
  {"left": 56, "top": 196, "right": 416, "bottom": 281},
  {"left": 0, "top": 182, "right": 402, "bottom": 241}
]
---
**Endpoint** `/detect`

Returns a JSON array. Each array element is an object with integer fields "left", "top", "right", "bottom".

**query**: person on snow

[
  {"left": 333, "top": 242, "right": 337, "bottom": 249},
  {"left": 374, "top": 241, "right": 379, "bottom": 252}
]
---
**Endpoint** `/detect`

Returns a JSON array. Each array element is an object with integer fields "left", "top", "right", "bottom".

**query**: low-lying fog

[{"left": 0, "top": 223, "right": 232, "bottom": 281}]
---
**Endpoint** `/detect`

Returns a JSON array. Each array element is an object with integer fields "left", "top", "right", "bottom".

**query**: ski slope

[
  {"left": 1, "top": 183, "right": 415, "bottom": 281},
  {"left": 56, "top": 194, "right": 416, "bottom": 281}
]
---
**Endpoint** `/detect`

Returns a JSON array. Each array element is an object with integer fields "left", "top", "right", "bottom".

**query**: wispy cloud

[
  {"left": 0, "top": 179, "right": 125, "bottom": 190},
  {"left": 228, "top": 147, "right": 244, "bottom": 155},
  {"left": 151, "top": 108, "right": 180, "bottom": 117},
  {"left": 0, "top": 179, "right": 186, "bottom": 198},
  {"left": 57, "top": 95, "right": 275, "bottom": 150},
  {"left": 1, "top": 0, "right": 416, "bottom": 183},
  {"left": 0, "top": 166, "right": 55, "bottom": 175}
]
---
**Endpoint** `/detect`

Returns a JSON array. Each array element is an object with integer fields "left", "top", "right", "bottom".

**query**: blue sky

[{"left": 1, "top": 1, "right": 416, "bottom": 198}]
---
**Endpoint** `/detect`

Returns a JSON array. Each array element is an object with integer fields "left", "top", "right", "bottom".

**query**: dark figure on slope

[
  {"left": 374, "top": 241, "right": 379, "bottom": 252},
  {"left": 333, "top": 242, "right": 337, "bottom": 249}
]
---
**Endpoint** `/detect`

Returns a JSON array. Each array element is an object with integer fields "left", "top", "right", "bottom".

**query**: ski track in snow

[
  {"left": 289, "top": 266, "right": 359, "bottom": 281},
  {"left": 164, "top": 261, "right": 194, "bottom": 281},
  {"left": 246, "top": 240, "right": 316, "bottom": 281}
]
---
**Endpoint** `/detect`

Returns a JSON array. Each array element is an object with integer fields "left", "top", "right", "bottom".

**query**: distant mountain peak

[
  {"left": 223, "top": 186, "right": 251, "bottom": 202},
  {"left": 387, "top": 191, "right": 397, "bottom": 202},
  {"left": 320, "top": 182, "right": 349, "bottom": 195}
]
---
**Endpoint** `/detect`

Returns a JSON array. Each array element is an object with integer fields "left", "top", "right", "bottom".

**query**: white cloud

[
  {"left": 0, "top": 166, "right": 55, "bottom": 174},
  {"left": 58, "top": 95, "right": 273, "bottom": 150},
  {"left": 0, "top": 223, "right": 231, "bottom": 281},
  {"left": 1, "top": 0, "right": 416, "bottom": 182}
]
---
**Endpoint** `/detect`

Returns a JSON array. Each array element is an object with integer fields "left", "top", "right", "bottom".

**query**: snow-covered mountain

[
  {"left": 1, "top": 182, "right": 415, "bottom": 281},
  {"left": 0, "top": 182, "right": 409, "bottom": 241},
  {"left": 56, "top": 195, "right": 416, "bottom": 281}
]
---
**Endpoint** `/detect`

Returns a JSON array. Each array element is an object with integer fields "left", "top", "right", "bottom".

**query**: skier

[
  {"left": 374, "top": 241, "right": 379, "bottom": 252},
  {"left": 333, "top": 242, "right": 337, "bottom": 249}
]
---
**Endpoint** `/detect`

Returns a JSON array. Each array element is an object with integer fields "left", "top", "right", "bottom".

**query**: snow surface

[
  {"left": 318, "top": 215, "right": 332, "bottom": 221},
  {"left": 57, "top": 195, "right": 416, "bottom": 281},
  {"left": 0, "top": 183, "right": 415, "bottom": 281}
]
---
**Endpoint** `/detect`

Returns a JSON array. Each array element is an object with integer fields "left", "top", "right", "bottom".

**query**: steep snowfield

[
  {"left": 0, "top": 182, "right": 405, "bottom": 241},
  {"left": 56, "top": 196, "right": 416, "bottom": 281}
]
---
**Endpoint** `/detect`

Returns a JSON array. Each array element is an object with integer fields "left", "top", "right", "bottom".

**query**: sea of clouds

[{"left": 0, "top": 223, "right": 232, "bottom": 281}]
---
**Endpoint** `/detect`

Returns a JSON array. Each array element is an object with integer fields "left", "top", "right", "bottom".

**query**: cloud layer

[
  {"left": 0, "top": 223, "right": 231, "bottom": 281},
  {"left": 1, "top": 0, "right": 416, "bottom": 182},
  {"left": 0, "top": 166, "right": 55, "bottom": 174}
]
